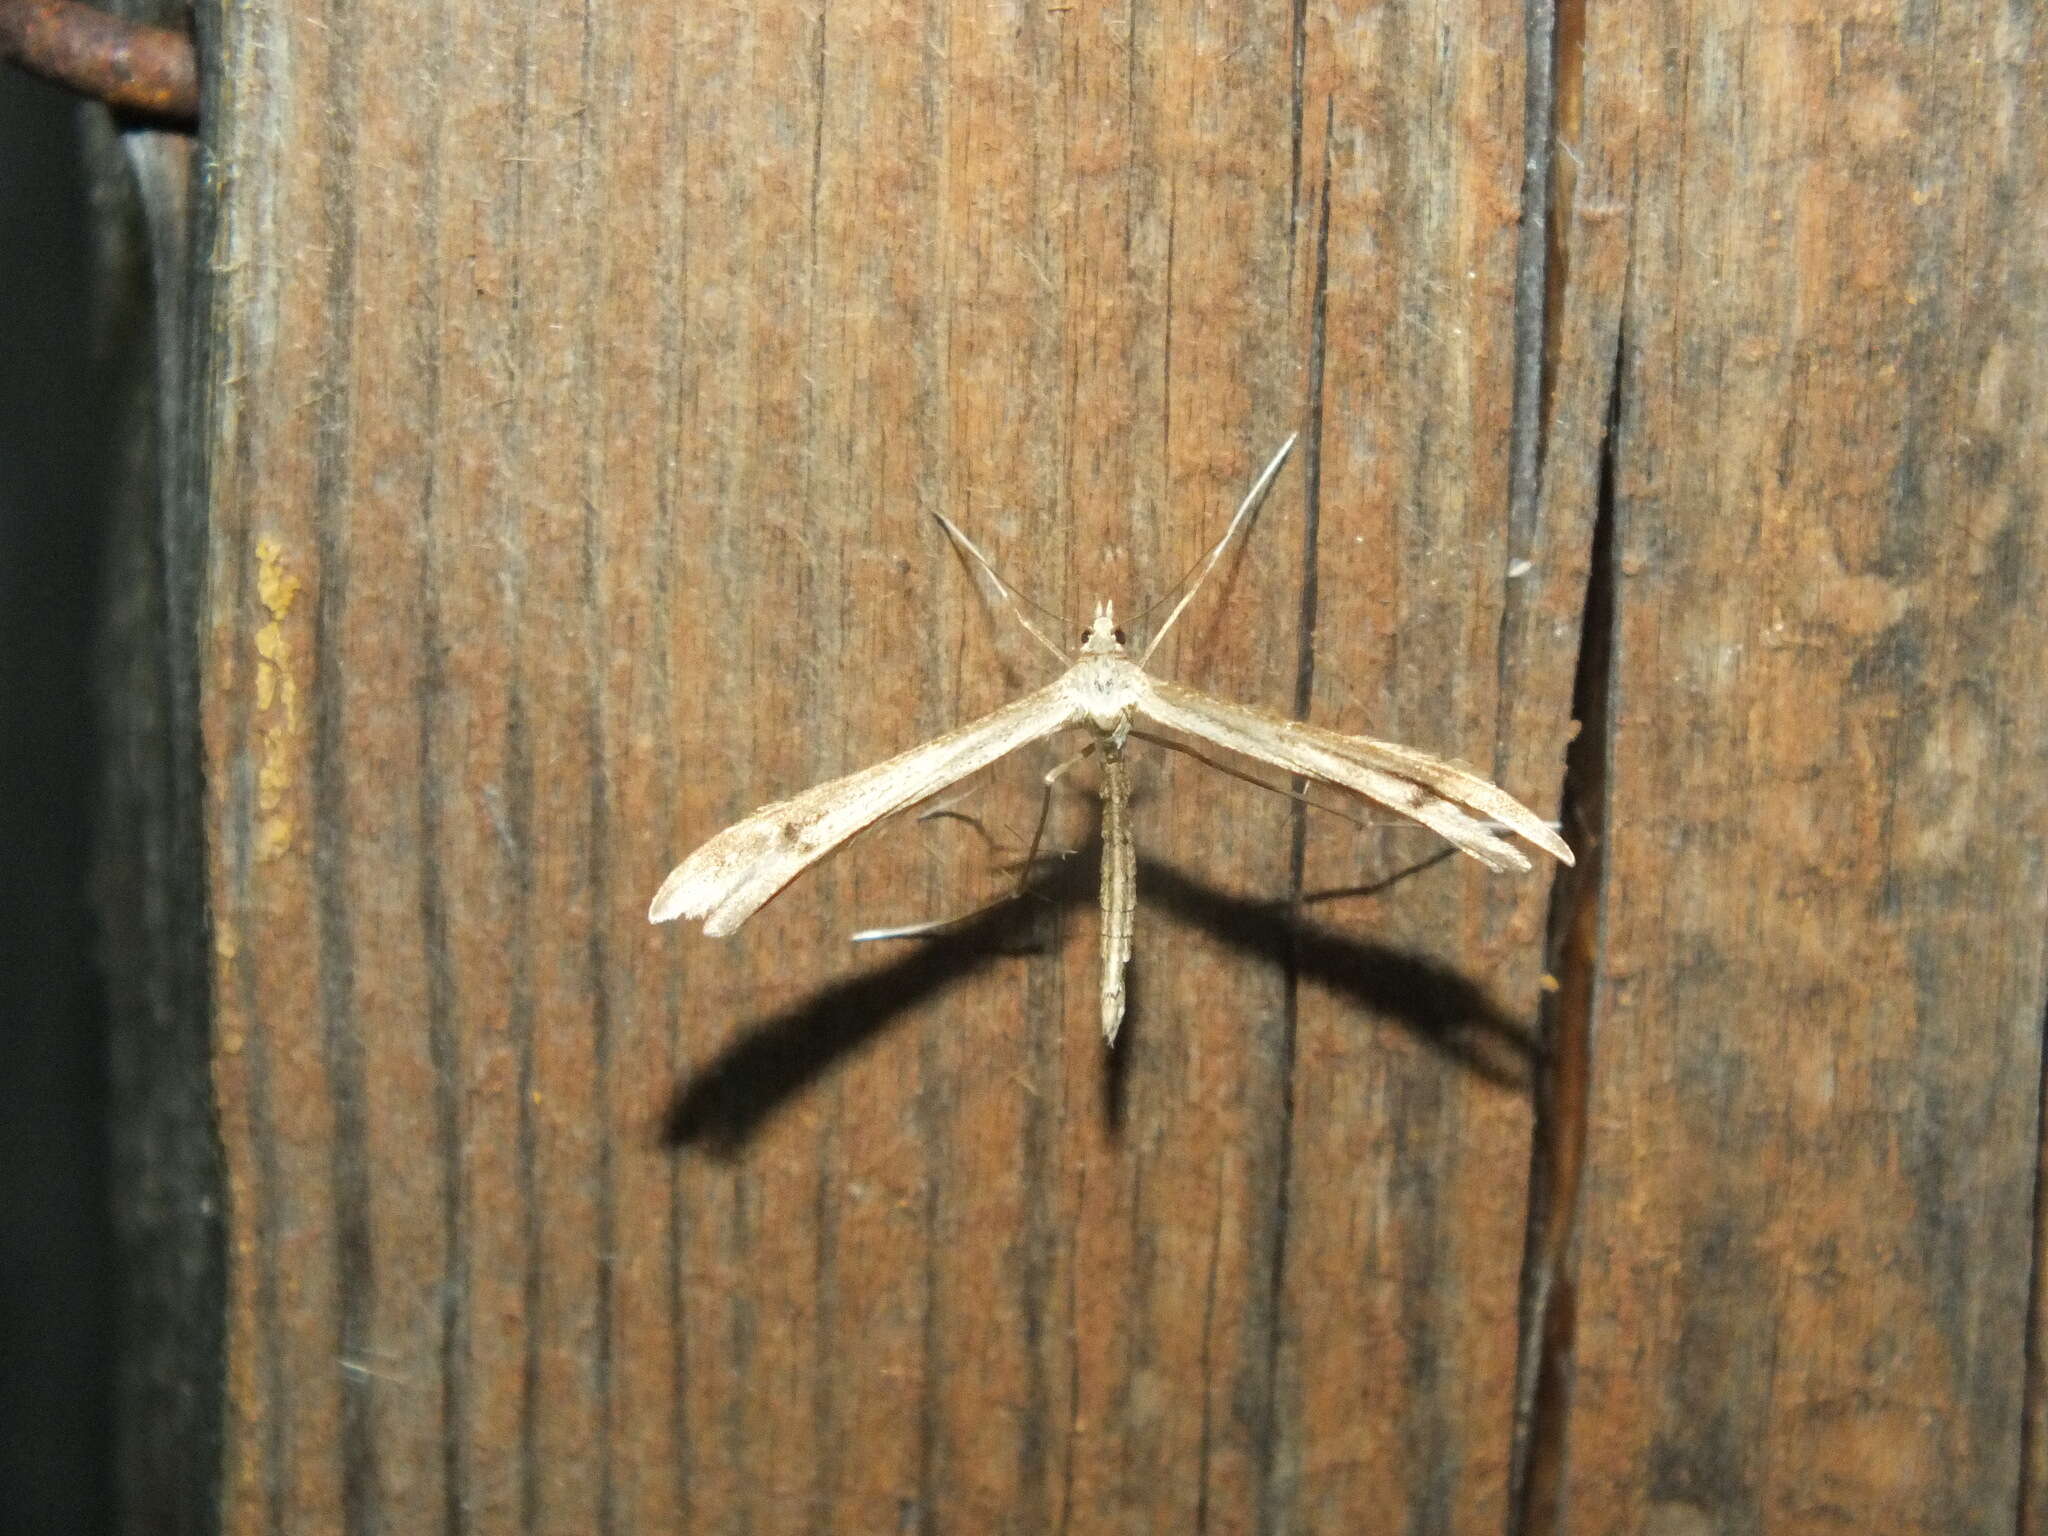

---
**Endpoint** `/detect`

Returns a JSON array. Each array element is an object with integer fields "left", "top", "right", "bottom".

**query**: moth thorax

[{"left": 1072, "top": 654, "right": 1143, "bottom": 736}]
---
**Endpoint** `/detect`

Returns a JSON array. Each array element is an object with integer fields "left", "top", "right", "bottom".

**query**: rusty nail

[{"left": 0, "top": 0, "right": 197, "bottom": 130}]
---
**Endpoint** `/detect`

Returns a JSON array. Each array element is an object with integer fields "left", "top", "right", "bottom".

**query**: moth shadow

[
  {"left": 660, "top": 857, "right": 1094, "bottom": 1156},
  {"left": 1143, "top": 855, "right": 1538, "bottom": 1090},
  {"left": 661, "top": 844, "right": 1536, "bottom": 1156}
]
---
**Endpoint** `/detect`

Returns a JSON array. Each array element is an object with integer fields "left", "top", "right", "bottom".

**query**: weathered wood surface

[
  {"left": 172, "top": 0, "right": 2047, "bottom": 1530},
  {"left": 1545, "top": 7, "right": 2048, "bottom": 1533}
]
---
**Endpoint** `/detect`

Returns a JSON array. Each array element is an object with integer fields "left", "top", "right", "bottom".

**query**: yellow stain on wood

[{"left": 253, "top": 539, "right": 303, "bottom": 861}]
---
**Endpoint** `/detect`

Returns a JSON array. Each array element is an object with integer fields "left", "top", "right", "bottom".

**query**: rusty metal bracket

[{"left": 0, "top": 0, "right": 196, "bottom": 129}]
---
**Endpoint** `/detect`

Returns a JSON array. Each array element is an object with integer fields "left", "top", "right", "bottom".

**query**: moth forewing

[
  {"left": 1278, "top": 719, "right": 1575, "bottom": 866},
  {"left": 1134, "top": 679, "right": 1562, "bottom": 874},
  {"left": 648, "top": 681, "right": 1082, "bottom": 934}
]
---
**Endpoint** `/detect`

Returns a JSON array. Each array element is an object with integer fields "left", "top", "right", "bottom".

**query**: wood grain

[
  {"left": 160, "top": 0, "right": 2048, "bottom": 1530},
  {"left": 1547, "top": 4, "right": 2048, "bottom": 1532}
]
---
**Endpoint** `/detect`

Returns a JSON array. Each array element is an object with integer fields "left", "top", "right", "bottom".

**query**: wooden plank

[
  {"left": 197, "top": 0, "right": 1580, "bottom": 1528},
  {"left": 1551, "top": 5, "right": 2048, "bottom": 1531},
  {"left": 1270, "top": 8, "right": 1584, "bottom": 1532}
]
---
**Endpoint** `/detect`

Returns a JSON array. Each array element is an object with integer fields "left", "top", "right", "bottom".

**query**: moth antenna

[
  {"left": 1140, "top": 434, "right": 1298, "bottom": 666},
  {"left": 932, "top": 511, "right": 1071, "bottom": 665}
]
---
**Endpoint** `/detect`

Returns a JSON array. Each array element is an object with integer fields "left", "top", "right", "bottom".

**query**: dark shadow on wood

[
  {"left": 663, "top": 838, "right": 1538, "bottom": 1154},
  {"left": 1143, "top": 856, "right": 1538, "bottom": 1091},
  {"left": 661, "top": 851, "right": 1095, "bottom": 1156},
  {"left": 1296, "top": 845, "right": 1458, "bottom": 908}
]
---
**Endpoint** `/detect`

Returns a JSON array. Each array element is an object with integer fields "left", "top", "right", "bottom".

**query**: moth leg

[
  {"left": 851, "top": 739, "right": 1098, "bottom": 944},
  {"left": 1013, "top": 739, "right": 1098, "bottom": 905}
]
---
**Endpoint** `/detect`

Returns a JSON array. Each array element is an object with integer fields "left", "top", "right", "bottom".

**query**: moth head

[{"left": 1080, "top": 599, "right": 1127, "bottom": 655}]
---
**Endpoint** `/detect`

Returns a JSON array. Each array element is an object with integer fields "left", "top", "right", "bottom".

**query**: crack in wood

[{"left": 1508, "top": 308, "right": 1624, "bottom": 1536}]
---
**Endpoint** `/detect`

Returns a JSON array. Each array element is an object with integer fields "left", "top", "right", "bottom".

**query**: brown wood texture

[
  {"left": 1544, "top": 5, "right": 2048, "bottom": 1534},
  {"left": 177, "top": 0, "right": 2047, "bottom": 1531}
]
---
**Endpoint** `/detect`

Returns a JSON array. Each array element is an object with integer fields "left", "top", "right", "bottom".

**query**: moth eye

[{"left": 1113, "top": 628, "right": 1127, "bottom": 645}]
